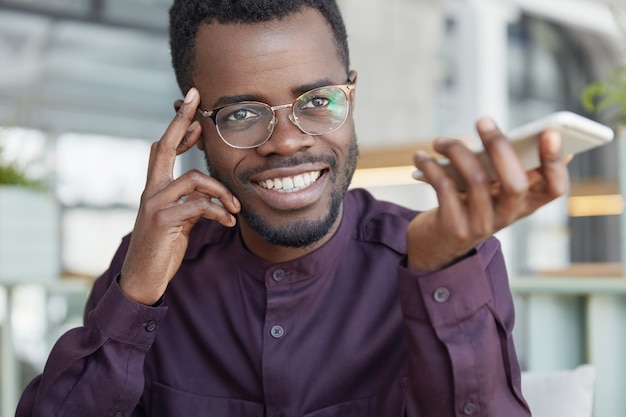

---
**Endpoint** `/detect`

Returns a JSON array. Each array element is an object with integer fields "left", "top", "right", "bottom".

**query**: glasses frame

[{"left": 197, "top": 81, "right": 356, "bottom": 149}]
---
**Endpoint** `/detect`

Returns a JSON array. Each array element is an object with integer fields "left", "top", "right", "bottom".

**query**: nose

[{"left": 256, "top": 107, "right": 315, "bottom": 156}]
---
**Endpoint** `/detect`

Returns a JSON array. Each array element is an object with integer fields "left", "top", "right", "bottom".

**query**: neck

[{"left": 238, "top": 205, "right": 344, "bottom": 263}]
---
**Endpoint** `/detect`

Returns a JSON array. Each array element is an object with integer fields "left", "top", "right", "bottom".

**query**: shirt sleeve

[
  {"left": 398, "top": 237, "right": 530, "bottom": 417},
  {"left": 16, "top": 241, "right": 166, "bottom": 417}
]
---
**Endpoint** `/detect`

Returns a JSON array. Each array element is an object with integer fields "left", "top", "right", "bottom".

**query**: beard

[{"left": 203, "top": 131, "right": 359, "bottom": 249}]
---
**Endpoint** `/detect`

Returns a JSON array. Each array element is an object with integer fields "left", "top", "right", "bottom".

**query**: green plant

[
  {"left": 581, "top": 66, "right": 626, "bottom": 124},
  {"left": 581, "top": 6, "right": 626, "bottom": 126},
  {"left": 0, "top": 147, "right": 46, "bottom": 189}
]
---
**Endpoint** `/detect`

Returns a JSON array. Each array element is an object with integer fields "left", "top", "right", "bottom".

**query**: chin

[{"left": 240, "top": 195, "right": 342, "bottom": 249}]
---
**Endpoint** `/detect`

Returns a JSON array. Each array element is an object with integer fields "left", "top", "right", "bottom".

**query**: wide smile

[
  {"left": 249, "top": 166, "right": 329, "bottom": 212},
  {"left": 257, "top": 170, "right": 322, "bottom": 193}
]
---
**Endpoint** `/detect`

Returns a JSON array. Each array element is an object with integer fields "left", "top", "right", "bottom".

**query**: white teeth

[
  {"left": 282, "top": 177, "right": 294, "bottom": 190},
  {"left": 293, "top": 174, "right": 304, "bottom": 188},
  {"left": 258, "top": 170, "right": 321, "bottom": 192}
]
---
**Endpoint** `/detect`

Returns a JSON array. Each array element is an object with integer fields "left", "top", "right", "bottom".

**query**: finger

[
  {"left": 525, "top": 152, "right": 572, "bottom": 194},
  {"left": 475, "top": 117, "right": 528, "bottom": 225},
  {"left": 432, "top": 136, "right": 490, "bottom": 187},
  {"left": 537, "top": 128, "right": 569, "bottom": 198},
  {"left": 176, "top": 120, "right": 202, "bottom": 154},
  {"left": 177, "top": 169, "right": 241, "bottom": 214},
  {"left": 475, "top": 117, "right": 528, "bottom": 193},
  {"left": 412, "top": 151, "right": 486, "bottom": 262},
  {"left": 429, "top": 136, "right": 490, "bottom": 191},
  {"left": 178, "top": 192, "right": 238, "bottom": 227},
  {"left": 431, "top": 137, "right": 495, "bottom": 235},
  {"left": 413, "top": 149, "right": 468, "bottom": 230},
  {"left": 146, "top": 88, "right": 201, "bottom": 187},
  {"left": 144, "top": 120, "right": 202, "bottom": 195},
  {"left": 150, "top": 169, "right": 241, "bottom": 215}
]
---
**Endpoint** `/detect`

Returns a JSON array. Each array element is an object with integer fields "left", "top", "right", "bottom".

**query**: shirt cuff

[
  {"left": 88, "top": 275, "right": 168, "bottom": 348},
  {"left": 398, "top": 250, "right": 492, "bottom": 327}
]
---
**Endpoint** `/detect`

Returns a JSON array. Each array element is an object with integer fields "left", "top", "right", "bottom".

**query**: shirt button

[
  {"left": 433, "top": 287, "right": 450, "bottom": 303},
  {"left": 463, "top": 402, "right": 476, "bottom": 415},
  {"left": 272, "top": 269, "right": 286, "bottom": 282},
  {"left": 270, "top": 325, "right": 285, "bottom": 338},
  {"left": 144, "top": 320, "right": 157, "bottom": 332}
]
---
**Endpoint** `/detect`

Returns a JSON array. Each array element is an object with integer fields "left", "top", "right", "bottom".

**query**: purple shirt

[{"left": 17, "top": 189, "right": 529, "bottom": 417}]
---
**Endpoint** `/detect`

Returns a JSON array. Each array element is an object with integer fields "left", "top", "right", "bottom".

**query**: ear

[
  {"left": 348, "top": 69, "right": 357, "bottom": 109},
  {"left": 348, "top": 69, "right": 357, "bottom": 84},
  {"left": 173, "top": 98, "right": 184, "bottom": 113}
]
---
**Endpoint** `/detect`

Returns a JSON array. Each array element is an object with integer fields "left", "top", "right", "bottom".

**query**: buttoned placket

[{"left": 262, "top": 266, "right": 294, "bottom": 415}]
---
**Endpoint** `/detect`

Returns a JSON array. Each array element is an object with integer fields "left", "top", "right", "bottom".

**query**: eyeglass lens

[{"left": 214, "top": 86, "right": 349, "bottom": 148}]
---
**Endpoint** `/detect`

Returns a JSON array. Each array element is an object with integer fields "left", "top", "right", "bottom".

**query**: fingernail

[
  {"left": 412, "top": 169, "right": 424, "bottom": 180},
  {"left": 477, "top": 117, "right": 497, "bottom": 131},
  {"left": 184, "top": 88, "right": 198, "bottom": 104},
  {"left": 233, "top": 196, "right": 241, "bottom": 211},
  {"left": 414, "top": 149, "right": 431, "bottom": 160},
  {"left": 433, "top": 137, "right": 453, "bottom": 147}
]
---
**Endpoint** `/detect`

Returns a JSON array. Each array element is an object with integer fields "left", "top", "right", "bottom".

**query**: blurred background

[{"left": 1, "top": 0, "right": 625, "bottom": 415}]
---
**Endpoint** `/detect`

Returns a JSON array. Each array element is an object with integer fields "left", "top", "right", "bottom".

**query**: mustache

[{"left": 237, "top": 154, "right": 338, "bottom": 182}]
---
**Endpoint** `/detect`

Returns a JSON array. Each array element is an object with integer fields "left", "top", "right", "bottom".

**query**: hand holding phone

[{"left": 413, "top": 111, "right": 614, "bottom": 188}]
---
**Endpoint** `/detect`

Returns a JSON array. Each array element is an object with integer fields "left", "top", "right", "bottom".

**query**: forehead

[{"left": 192, "top": 7, "right": 346, "bottom": 101}]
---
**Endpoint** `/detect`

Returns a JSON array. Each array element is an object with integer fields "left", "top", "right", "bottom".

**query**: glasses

[{"left": 197, "top": 82, "right": 355, "bottom": 149}]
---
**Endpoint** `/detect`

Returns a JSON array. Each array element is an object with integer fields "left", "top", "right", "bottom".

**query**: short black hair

[{"left": 169, "top": 0, "right": 350, "bottom": 95}]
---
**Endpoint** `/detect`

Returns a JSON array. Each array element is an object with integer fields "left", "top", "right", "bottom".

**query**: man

[{"left": 17, "top": 1, "right": 568, "bottom": 416}]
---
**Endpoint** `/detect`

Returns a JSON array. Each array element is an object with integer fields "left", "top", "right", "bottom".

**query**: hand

[
  {"left": 119, "top": 87, "right": 241, "bottom": 305},
  {"left": 406, "top": 117, "right": 569, "bottom": 271}
]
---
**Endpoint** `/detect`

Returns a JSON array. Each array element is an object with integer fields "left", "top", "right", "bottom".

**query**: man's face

[{"left": 192, "top": 7, "right": 358, "bottom": 249}]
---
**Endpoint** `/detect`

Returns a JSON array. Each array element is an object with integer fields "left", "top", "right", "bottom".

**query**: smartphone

[{"left": 413, "top": 111, "right": 614, "bottom": 188}]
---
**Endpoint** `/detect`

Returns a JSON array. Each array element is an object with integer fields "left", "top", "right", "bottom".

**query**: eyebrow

[
  {"left": 209, "top": 78, "right": 342, "bottom": 109},
  {"left": 293, "top": 78, "right": 338, "bottom": 96},
  {"left": 211, "top": 94, "right": 258, "bottom": 109}
]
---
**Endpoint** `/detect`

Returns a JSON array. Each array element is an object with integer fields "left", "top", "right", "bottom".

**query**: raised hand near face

[
  {"left": 406, "top": 117, "right": 570, "bottom": 271},
  {"left": 119, "top": 88, "right": 241, "bottom": 305}
]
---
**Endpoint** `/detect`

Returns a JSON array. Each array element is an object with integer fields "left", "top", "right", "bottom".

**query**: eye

[
  {"left": 297, "top": 87, "right": 346, "bottom": 115},
  {"left": 216, "top": 103, "right": 272, "bottom": 134},
  {"left": 302, "top": 95, "right": 332, "bottom": 109},
  {"left": 222, "top": 107, "right": 261, "bottom": 122}
]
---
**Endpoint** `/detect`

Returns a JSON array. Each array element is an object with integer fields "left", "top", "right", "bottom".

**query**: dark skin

[
  {"left": 119, "top": 7, "right": 569, "bottom": 305},
  {"left": 408, "top": 122, "right": 569, "bottom": 270},
  {"left": 191, "top": 10, "right": 357, "bottom": 263}
]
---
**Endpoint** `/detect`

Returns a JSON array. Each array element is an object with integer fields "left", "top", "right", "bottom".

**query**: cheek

[
  {"left": 201, "top": 140, "right": 248, "bottom": 184},
  {"left": 333, "top": 123, "right": 357, "bottom": 159}
]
